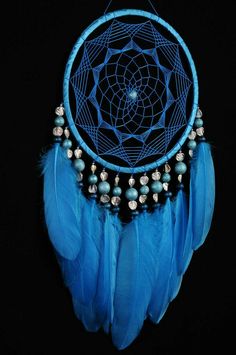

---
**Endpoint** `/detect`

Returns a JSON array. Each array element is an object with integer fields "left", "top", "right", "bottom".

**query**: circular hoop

[{"left": 63, "top": 9, "right": 198, "bottom": 174}]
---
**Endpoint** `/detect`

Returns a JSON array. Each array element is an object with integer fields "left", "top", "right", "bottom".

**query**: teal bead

[
  {"left": 194, "top": 118, "right": 203, "bottom": 128},
  {"left": 62, "top": 139, "right": 72, "bottom": 149},
  {"left": 74, "top": 158, "right": 85, "bottom": 172},
  {"left": 162, "top": 172, "right": 171, "bottom": 183},
  {"left": 54, "top": 116, "right": 65, "bottom": 127},
  {"left": 125, "top": 187, "right": 138, "bottom": 201},
  {"left": 98, "top": 181, "right": 110, "bottom": 194},
  {"left": 88, "top": 174, "right": 98, "bottom": 184},
  {"left": 140, "top": 185, "right": 149, "bottom": 195},
  {"left": 151, "top": 181, "right": 163, "bottom": 193},
  {"left": 187, "top": 140, "right": 197, "bottom": 150},
  {"left": 175, "top": 162, "right": 187, "bottom": 175},
  {"left": 113, "top": 186, "right": 122, "bottom": 196}
]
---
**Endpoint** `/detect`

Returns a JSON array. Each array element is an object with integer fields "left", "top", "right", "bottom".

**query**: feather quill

[{"left": 42, "top": 144, "right": 82, "bottom": 260}]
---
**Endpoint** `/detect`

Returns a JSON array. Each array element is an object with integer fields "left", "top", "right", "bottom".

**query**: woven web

[{"left": 70, "top": 19, "right": 192, "bottom": 168}]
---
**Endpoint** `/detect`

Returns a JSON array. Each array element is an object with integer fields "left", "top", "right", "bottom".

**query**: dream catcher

[{"left": 42, "top": 4, "right": 215, "bottom": 350}]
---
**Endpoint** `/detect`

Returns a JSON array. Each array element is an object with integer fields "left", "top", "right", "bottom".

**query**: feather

[
  {"left": 112, "top": 211, "right": 157, "bottom": 350},
  {"left": 190, "top": 142, "right": 215, "bottom": 250},
  {"left": 148, "top": 198, "right": 174, "bottom": 324},
  {"left": 42, "top": 144, "right": 82, "bottom": 260}
]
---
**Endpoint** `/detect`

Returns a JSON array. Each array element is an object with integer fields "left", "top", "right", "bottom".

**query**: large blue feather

[
  {"left": 42, "top": 144, "right": 82, "bottom": 260},
  {"left": 148, "top": 198, "right": 174, "bottom": 324},
  {"left": 191, "top": 142, "right": 215, "bottom": 250},
  {"left": 112, "top": 212, "right": 157, "bottom": 350}
]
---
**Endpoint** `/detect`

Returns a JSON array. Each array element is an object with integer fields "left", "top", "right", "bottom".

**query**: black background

[{"left": 2, "top": 0, "right": 236, "bottom": 354}]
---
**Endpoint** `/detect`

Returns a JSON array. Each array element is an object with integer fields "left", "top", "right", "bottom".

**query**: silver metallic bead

[
  {"left": 100, "top": 170, "right": 108, "bottom": 181},
  {"left": 128, "top": 200, "right": 137, "bottom": 210},
  {"left": 163, "top": 182, "right": 169, "bottom": 191},
  {"left": 74, "top": 148, "right": 82, "bottom": 158},
  {"left": 77, "top": 173, "right": 83, "bottom": 182},
  {"left": 196, "top": 107, "right": 203, "bottom": 118},
  {"left": 91, "top": 163, "right": 97, "bottom": 173},
  {"left": 140, "top": 175, "right": 149, "bottom": 185},
  {"left": 64, "top": 127, "right": 70, "bottom": 138},
  {"left": 55, "top": 106, "right": 65, "bottom": 116},
  {"left": 139, "top": 195, "right": 147, "bottom": 204},
  {"left": 88, "top": 184, "right": 97, "bottom": 194},
  {"left": 53, "top": 126, "right": 63, "bottom": 137},
  {"left": 189, "top": 149, "right": 193, "bottom": 158},
  {"left": 100, "top": 194, "right": 110, "bottom": 203},
  {"left": 164, "top": 163, "right": 171, "bottom": 173},
  {"left": 114, "top": 175, "right": 120, "bottom": 186},
  {"left": 188, "top": 129, "right": 197, "bottom": 140},
  {"left": 67, "top": 149, "right": 73, "bottom": 159},
  {"left": 176, "top": 152, "right": 185, "bottom": 162},
  {"left": 196, "top": 127, "right": 205, "bottom": 136},
  {"left": 128, "top": 176, "right": 135, "bottom": 187},
  {"left": 178, "top": 174, "right": 183, "bottom": 183},
  {"left": 152, "top": 170, "right": 161, "bottom": 181},
  {"left": 153, "top": 193, "right": 159, "bottom": 203},
  {"left": 111, "top": 196, "right": 121, "bottom": 206}
]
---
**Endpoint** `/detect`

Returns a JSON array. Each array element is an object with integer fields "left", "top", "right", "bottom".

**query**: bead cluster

[{"left": 51, "top": 105, "right": 206, "bottom": 213}]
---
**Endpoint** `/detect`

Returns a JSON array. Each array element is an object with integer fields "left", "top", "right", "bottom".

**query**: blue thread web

[{"left": 70, "top": 19, "right": 192, "bottom": 168}]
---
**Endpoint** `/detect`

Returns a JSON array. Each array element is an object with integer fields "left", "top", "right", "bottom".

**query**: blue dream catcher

[{"left": 42, "top": 4, "right": 215, "bottom": 350}]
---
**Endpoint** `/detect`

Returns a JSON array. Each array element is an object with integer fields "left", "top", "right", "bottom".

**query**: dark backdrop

[{"left": 2, "top": 0, "right": 235, "bottom": 354}]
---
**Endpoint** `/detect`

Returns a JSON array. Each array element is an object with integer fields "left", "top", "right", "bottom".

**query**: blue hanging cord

[
  {"left": 104, "top": 0, "right": 159, "bottom": 16},
  {"left": 104, "top": 0, "right": 113, "bottom": 14}
]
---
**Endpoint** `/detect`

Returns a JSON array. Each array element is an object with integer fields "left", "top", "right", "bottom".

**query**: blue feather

[
  {"left": 42, "top": 144, "right": 82, "bottom": 260},
  {"left": 148, "top": 198, "right": 174, "bottom": 324},
  {"left": 112, "top": 211, "right": 157, "bottom": 350},
  {"left": 191, "top": 142, "right": 215, "bottom": 250}
]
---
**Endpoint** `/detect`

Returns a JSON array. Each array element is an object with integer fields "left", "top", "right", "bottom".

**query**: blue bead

[
  {"left": 187, "top": 140, "right": 197, "bottom": 150},
  {"left": 98, "top": 181, "right": 110, "bottom": 194},
  {"left": 125, "top": 187, "right": 138, "bottom": 201},
  {"left": 194, "top": 118, "right": 203, "bottom": 128},
  {"left": 151, "top": 181, "right": 163, "bottom": 193},
  {"left": 175, "top": 162, "right": 187, "bottom": 175},
  {"left": 74, "top": 158, "right": 85, "bottom": 172},
  {"left": 62, "top": 139, "right": 72, "bottom": 149},
  {"left": 162, "top": 173, "right": 171, "bottom": 182},
  {"left": 54, "top": 116, "right": 65, "bottom": 127},
  {"left": 88, "top": 174, "right": 98, "bottom": 184},
  {"left": 113, "top": 186, "right": 122, "bottom": 196},
  {"left": 140, "top": 185, "right": 149, "bottom": 195}
]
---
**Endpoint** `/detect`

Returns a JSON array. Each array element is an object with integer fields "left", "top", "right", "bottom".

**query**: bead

[
  {"left": 152, "top": 170, "right": 161, "bottom": 181},
  {"left": 188, "top": 130, "right": 197, "bottom": 140},
  {"left": 125, "top": 187, "right": 138, "bottom": 201},
  {"left": 88, "top": 184, "right": 97, "bottom": 194},
  {"left": 128, "top": 201, "right": 138, "bottom": 210},
  {"left": 53, "top": 126, "right": 63, "bottom": 137},
  {"left": 140, "top": 175, "right": 149, "bottom": 185},
  {"left": 163, "top": 182, "right": 169, "bottom": 191},
  {"left": 196, "top": 107, "right": 203, "bottom": 118},
  {"left": 62, "top": 139, "right": 72, "bottom": 149},
  {"left": 140, "top": 185, "right": 149, "bottom": 195},
  {"left": 151, "top": 181, "right": 163, "bottom": 193},
  {"left": 162, "top": 172, "right": 171, "bottom": 182},
  {"left": 188, "top": 139, "right": 197, "bottom": 150},
  {"left": 55, "top": 106, "right": 65, "bottom": 116},
  {"left": 128, "top": 177, "right": 135, "bottom": 187},
  {"left": 194, "top": 118, "right": 203, "bottom": 128},
  {"left": 153, "top": 193, "right": 159, "bottom": 203},
  {"left": 67, "top": 149, "right": 73, "bottom": 159},
  {"left": 175, "top": 162, "right": 187, "bottom": 175},
  {"left": 74, "top": 158, "right": 85, "bottom": 172},
  {"left": 98, "top": 181, "right": 110, "bottom": 194},
  {"left": 100, "top": 170, "right": 108, "bottom": 181},
  {"left": 77, "top": 173, "right": 83, "bottom": 182},
  {"left": 74, "top": 148, "right": 83, "bottom": 158},
  {"left": 178, "top": 174, "right": 183, "bottom": 183},
  {"left": 114, "top": 175, "right": 120, "bottom": 186},
  {"left": 139, "top": 195, "right": 147, "bottom": 204},
  {"left": 54, "top": 116, "right": 65, "bottom": 127},
  {"left": 189, "top": 150, "right": 193, "bottom": 158},
  {"left": 100, "top": 194, "right": 110, "bottom": 203},
  {"left": 88, "top": 174, "right": 98, "bottom": 185},
  {"left": 164, "top": 163, "right": 171, "bottom": 173},
  {"left": 196, "top": 127, "right": 204, "bottom": 136},
  {"left": 176, "top": 152, "right": 185, "bottom": 161},
  {"left": 91, "top": 163, "right": 97, "bottom": 173},
  {"left": 111, "top": 196, "right": 121, "bottom": 206},
  {"left": 64, "top": 128, "right": 70, "bottom": 138},
  {"left": 113, "top": 186, "right": 122, "bottom": 196}
]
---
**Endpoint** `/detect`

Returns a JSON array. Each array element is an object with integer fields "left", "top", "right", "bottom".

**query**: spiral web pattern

[{"left": 70, "top": 20, "right": 192, "bottom": 168}]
